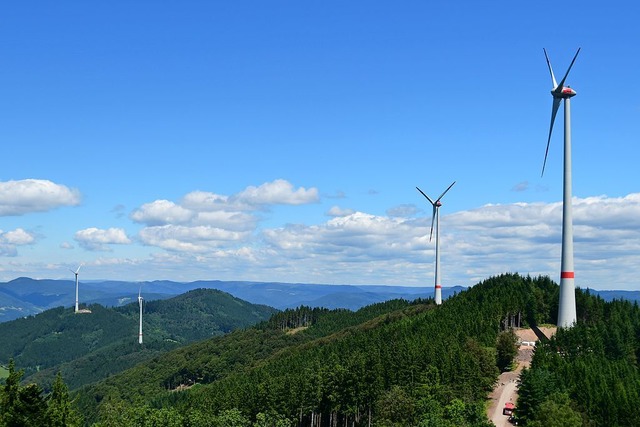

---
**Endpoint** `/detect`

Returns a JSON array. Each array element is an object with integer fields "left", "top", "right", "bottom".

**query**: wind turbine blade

[
  {"left": 543, "top": 48, "right": 558, "bottom": 89},
  {"left": 554, "top": 47, "right": 581, "bottom": 93},
  {"left": 436, "top": 181, "right": 456, "bottom": 202},
  {"left": 429, "top": 206, "right": 436, "bottom": 242},
  {"left": 416, "top": 187, "right": 435, "bottom": 205},
  {"left": 542, "top": 97, "right": 562, "bottom": 176}
]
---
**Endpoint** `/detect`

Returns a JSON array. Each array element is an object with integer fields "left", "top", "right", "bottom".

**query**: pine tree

[
  {"left": 46, "top": 372, "right": 83, "bottom": 427},
  {"left": 1, "top": 359, "right": 25, "bottom": 426},
  {"left": 496, "top": 329, "right": 518, "bottom": 371}
]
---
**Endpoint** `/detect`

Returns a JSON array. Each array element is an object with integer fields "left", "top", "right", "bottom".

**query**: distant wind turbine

[
  {"left": 70, "top": 265, "right": 82, "bottom": 313},
  {"left": 138, "top": 287, "right": 144, "bottom": 345},
  {"left": 416, "top": 181, "right": 456, "bottom": 305},
  {"left": 542, "top": 47, "right": 581, "bottom": 328}
]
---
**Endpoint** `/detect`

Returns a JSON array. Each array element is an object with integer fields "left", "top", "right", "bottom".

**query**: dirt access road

[{"left": 487, "top": 327, "right": 556, "bottom": 426}]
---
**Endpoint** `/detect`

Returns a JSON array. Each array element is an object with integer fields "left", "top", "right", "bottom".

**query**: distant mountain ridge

[
  {"left": 0, "top": 277, "right": 466, "bottom": 322},
  {"left": 1, "top": 277, "right": 637, "bottom": 323}
]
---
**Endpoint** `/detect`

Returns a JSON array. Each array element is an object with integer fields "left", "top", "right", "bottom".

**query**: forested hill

[
  {"left": 75, "top": 274, "right": 560, "bottom": 426},
  {"left": 0, "top": 288, "right": 276, "bottom": 391},
  {"left": 517, "top": 289, "right": 640, "bottom": 426}
]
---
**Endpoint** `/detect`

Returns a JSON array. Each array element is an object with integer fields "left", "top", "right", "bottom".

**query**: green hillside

[
  {"left": 0, "top": 288, "right": 276, "bottom": 391},
  {"left": 73, "top": 274, "right": 559, "bottom": 426},
  {"left": 4, "top": 274, "right": 638, "bottom": 426}
]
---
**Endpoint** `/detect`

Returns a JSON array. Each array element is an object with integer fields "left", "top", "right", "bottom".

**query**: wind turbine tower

[
  {"left": 70, "top": 265, "right": 82, "bottom": 313},
  {"left": 542, "top": 48, "right": 581, "bottom": 328},
  {"left": 138, "top": 287, "right": 144, "bottom": 345},
  {"left": 416, "top": 181, "right": 456, "bottom": 305}
]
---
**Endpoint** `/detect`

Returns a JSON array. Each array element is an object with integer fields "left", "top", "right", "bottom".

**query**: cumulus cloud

[
  {"left": 0, "top": 179, "right": 81, "bottom": 216},
  {"left": 0, "top": 228, "right": 36, "bottom": 256},
  {"left": 130, "top": 200, "right": 194, "bottom": 225},
  {"left": 262, "top": 212, "right": 421, "bottom": 261},
  {"left": 249, "top": 193, "right": 640, "bottom": 288},
  {"left": 131, "top": 180, "right": 318, "bottom": 253},
  {"left": 74, "top": 227, "right": 132, "bottom": 251},
  {"left": 138, "top": 225, "right": 250, "bottom": 253},
  {"left": 442, "top": 194, "right": 640, "bottom": 286},
  {"left": 236, "top": 179, "right": 319, "bottom": 206},
  {"left": 181, "top": 191, "right": 230, "bottom": 211}
]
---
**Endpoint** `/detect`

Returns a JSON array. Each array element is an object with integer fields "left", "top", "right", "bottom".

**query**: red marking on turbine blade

[
  {"left": 561, "top": 272, "right": 575, "bottom": 279},
  {"left": 435, "top": 285, "right": 442, "bottom": 289}
]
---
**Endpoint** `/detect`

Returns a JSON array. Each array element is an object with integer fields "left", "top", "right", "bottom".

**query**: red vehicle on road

[{"left": 503, "top": 402, "right": 515, "bottom": 416}]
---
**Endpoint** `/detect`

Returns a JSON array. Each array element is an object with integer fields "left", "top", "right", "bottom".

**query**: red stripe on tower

[
  {"left": 435, "top": 285, "right": 442, "bottom": 289},
  {"left": 561, "top": 272, "right": 575, "bottom": 279}
]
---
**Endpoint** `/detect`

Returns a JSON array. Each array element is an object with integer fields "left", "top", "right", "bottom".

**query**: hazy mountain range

[
  {"left": 0, "top": 277, "right": 463, "bottom": 322},
  {"left": 1, "top": 277, "right": 637, "bottom": 323}
]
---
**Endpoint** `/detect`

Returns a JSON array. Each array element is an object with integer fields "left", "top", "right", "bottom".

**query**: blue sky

[{"left": 1, "top": 1, "right": 639, "bottom": 290}]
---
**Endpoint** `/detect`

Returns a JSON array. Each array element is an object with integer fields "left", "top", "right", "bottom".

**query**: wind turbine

[
  {"left": 138, "top": 287, "right": 144, "bottom": 345},
  {"left": 416, "top": 181, "right": 456, "bottom": 305},
  {"left": 542, "top": 47, "right": 580, "bottom": 328},
  {"left": 70, "top": 265, "right": 82, "bottom": 313}
]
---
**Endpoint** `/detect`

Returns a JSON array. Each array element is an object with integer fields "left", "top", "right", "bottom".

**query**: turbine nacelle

[{"left": 552, "top": 86, "right": 577, "bottom": 99}]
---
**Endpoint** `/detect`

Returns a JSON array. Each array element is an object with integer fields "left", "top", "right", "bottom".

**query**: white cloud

[
  {"left": 74, "top": 227, "right": 132, "bottom": 251},
  {"left": 0, "top": 228, "right": 36, "bottom": 256},
  {"left": 0, "top": 179, "right": 81, "bottom": 216},
  {"left": 130, "top": 200, "right": 194, "bottom": 225},
  {"left": 192, "top": 211, "right": 257, "bottom": 231},
  {"left": 129, "top": 180, "right": 318, "bottom": 253},
  {"left": 181, "top": 191, "right": 230, "bottom": 211},
  {"left": 246, "top": 194, "right": 640, "bottom": 288},
  {"left": 2, "top": 228, "right": 36, "bottom": 245},
  {"left": 236, "top": 179, "right": 319, "bottom": 206},
  {"left": 262, "top": 212, "right": 422, "bottom": 260},
  {"left": 138, "top": 225, "right": 250, "bottom": 253}
]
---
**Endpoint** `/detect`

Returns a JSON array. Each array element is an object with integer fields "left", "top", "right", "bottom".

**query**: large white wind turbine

[
  {"left": 138, "top": 287, "right": 144, "bottom": 345},
  {"left": 416, "top": 181, "right": 456, "bottom": 305},
  {"left": 542, "top": 47, "right": 581, "bottom": 328},
  {"left": 70, "top": 265, "right": 82, "bottom": 313}
]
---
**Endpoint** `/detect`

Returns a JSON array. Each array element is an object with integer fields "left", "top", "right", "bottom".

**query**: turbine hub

[
  {"left": 435, "top": 201, "right": 442, "bottom": 207},
  {"left": 552, "top": 86, "right": 577, "bottom": 98}
]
